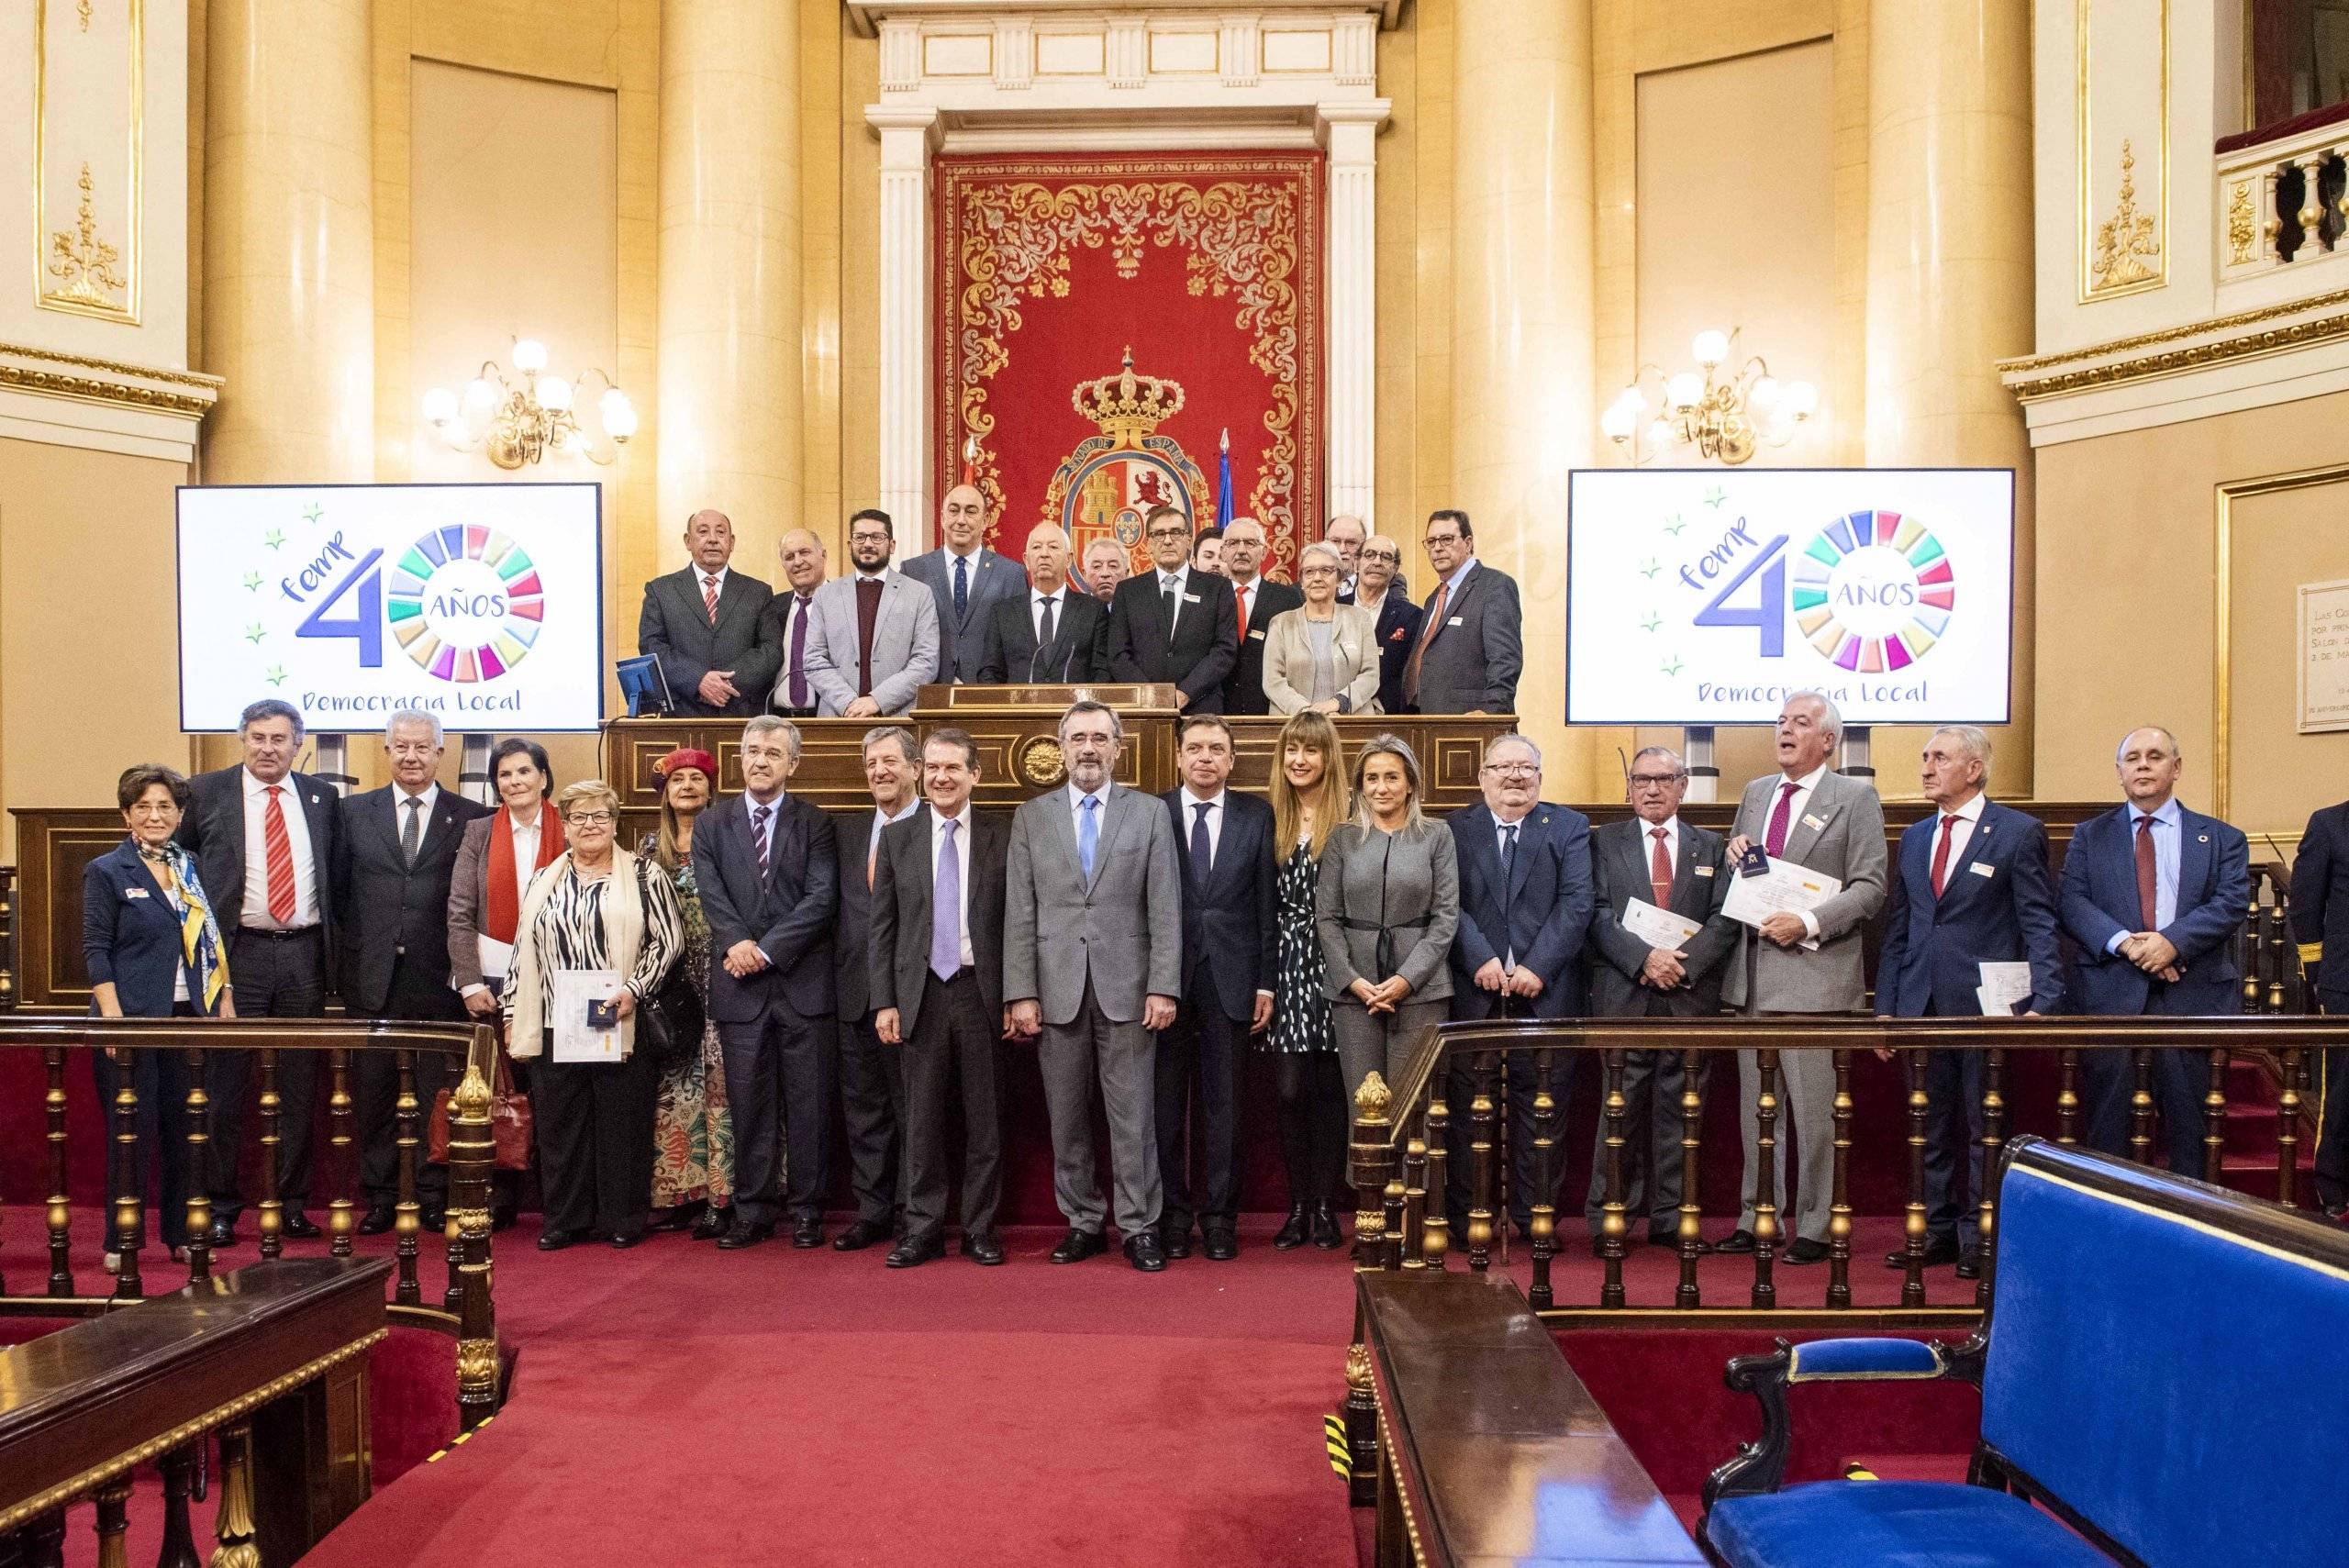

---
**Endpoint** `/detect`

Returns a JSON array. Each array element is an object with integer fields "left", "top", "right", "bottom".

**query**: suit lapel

[
  {"left": 1663, "top": 824, "right": 1700, "bottom": 911},
  {"left": 1777, "top": 773, "right": 1838, "bottom": 865},
  {"left": 1942, "top": 806, "right": 1997, "bottom": 899},
  {"left": 904, "top": 806, "right": 935, "bottom": 929},
  {"left": 1087, "top": 788, "right": 1129, "bottom": 892},
  {"left": 1505, "top": 809, "right": 1542, "bottom": 903},
  {"left": 2176, "top": 808, "right": 2211, "bottom": 907}
]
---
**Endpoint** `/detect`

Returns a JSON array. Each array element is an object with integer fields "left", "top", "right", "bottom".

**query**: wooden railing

[
  {"left": 1, "top": 1257, "right": 392, "bottom": 1567},
  {"left": 0, "top": 1016, "right": 503, "bottom": 1434}
]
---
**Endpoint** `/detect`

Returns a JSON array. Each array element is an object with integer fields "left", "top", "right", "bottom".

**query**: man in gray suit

[
  {"left": 1401, "top": 508, "right": 1522, "bottom": 715},
  {"left": 1005, "top": 700, "right": 1185, "bottom": 1271},
  {"left": 637, "top": 508, "right": 781, "bottom": 717},
  {"left": 801, "top": 507, "right": 941, "bottom": 717},
  {"left": 1717, "top": 692, "right": 1887, "bottom": 1264},
  {"left": 901, "top": 484, "right": 1028, "bottom": 684}
]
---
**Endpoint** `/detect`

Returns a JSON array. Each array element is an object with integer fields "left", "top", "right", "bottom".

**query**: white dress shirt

[
  {"left": 462, "top": 805, "right": 546, "bottom": 999},
  {"left": 1178, "top": 786, "right": 1227, "bottom": 866},
  {"left": 393, "top": 783, "right": 440, "bottom": 843},
  {"left": 697, "top": 564, "right": 730, "bottom": 599},
  {"left": 745, "top": 789, "right": 784, "bottom": 860},
  {"left": 239, "top": 767, "right": 319, "bottom": 930},
  {"left": 1031, "top": 588, "right": 1071, "bottom": 671},
  {"left": 1760, "top": 763, "right": 1828, "bottom": 939},
  {"left": 1928, "top": 790, "right": 1986, "bottom": 876},
  {"left": 1068, "top": 781, "right": 1110, "bottom": 838},
  {"left": 930, "top": 804, "right": 976, "bottom": 967},
  {"left": 866, "top": 797, "right": 921, "bottom": 881},
  {"left": 1156, "top": 565, "right": 1192, "bottom": 638},
  {"left": 1638, "top": 815, "right": 1683, "bottom": 878},
  {"left": 1230, "top": 575, "right": 1263, "bottom": 633}
]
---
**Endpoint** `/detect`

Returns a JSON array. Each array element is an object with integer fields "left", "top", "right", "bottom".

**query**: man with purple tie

[{"left": 762, "top": 529, "right": 829, "bottom": 717}]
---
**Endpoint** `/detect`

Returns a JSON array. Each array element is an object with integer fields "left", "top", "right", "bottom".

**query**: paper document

[
  {"left": 1620, "top": 897, "right": 1702, "bottom": 951},
  {"left": 1723, "top": 859, "right": 1842, "bottom": 951},
  {"left": 551, "top": 969, "right": 625, "bottom": 1063},
  {"left": 474, "top": 935, "right": 515, "bottom": 984},
  {"left": 1976, "top": 962, "right": 2034, "bottom": 1018}
]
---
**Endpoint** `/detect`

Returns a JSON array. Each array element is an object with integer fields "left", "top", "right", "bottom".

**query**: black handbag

[{"left": 633, "top": 859, "right": 705, "bottom": 1064}]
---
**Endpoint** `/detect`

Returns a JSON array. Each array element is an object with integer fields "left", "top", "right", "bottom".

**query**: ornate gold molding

[
  {"left": 0, "top": 340, "right": 222, "bottom": 388},
  {"left": 44, "top": 162, "right": 129, "bottom": 313},
  {"left": 2090, "top": 140, "right": 2163, "bottom": 291},
  {"left": 33, "top": 0, "right": 143, "bottom": 324},
  {"left": 2076, "top": 0, "right": 2169, "bottom": 302},
  {"left": 2227, "top": 179, "right": 2257, "bottom": 267},
  {"left": 2003, "top": 303, "right": 2349, "bottom": 401},
  {"left": 0, "top": 361, "right": 214, "bottom": 417}
]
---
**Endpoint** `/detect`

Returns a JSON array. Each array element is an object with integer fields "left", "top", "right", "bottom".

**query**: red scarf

[{"left": 485, "top": 806, "right": 565, "bottom": 944}]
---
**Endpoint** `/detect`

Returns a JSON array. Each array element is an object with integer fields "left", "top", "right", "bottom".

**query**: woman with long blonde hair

[{"left": 1264, "top": 710, "right": 1353, "bottom": 1250}]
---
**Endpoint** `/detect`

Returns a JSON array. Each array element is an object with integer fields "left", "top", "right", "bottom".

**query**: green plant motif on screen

[
  {"left": 242, "top": 572, "right": 262, "bottom": 592},
  {"left": 263, "top": 528, "right": 286, "bottom": 550},
  {"left": 244, "top": 623, "right": 267, "bottom": 645},
  {"left": 265, "top": 665, "right": 287, "bottom": 687},
  {"left": 303, "top": 503, "right": 324, "bottom": 525}
]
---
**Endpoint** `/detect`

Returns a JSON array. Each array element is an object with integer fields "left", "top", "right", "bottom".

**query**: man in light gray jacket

[
  {"left": 1718, "top": 691, "right": 1887, "bottom": 1263},
  {"left": 801, "top": 507, "right": 941, "bottom": 717},
  {"left": 1005, "top": 701, "right": 1185, "bottom": 1272}
]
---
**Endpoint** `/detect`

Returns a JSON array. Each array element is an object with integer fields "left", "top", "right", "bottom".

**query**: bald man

[
  {"left": 638, "top": 509, "right": 782, "bottom": 717},
  {"left": 901, "top": 484, "right": 1029, "bottom": 684},
  {"left": 759, "top": 528, "right": 830, "bottom": 717},
  {"left": 976, "top": 526, "right": 1108, "bottom": 684}
]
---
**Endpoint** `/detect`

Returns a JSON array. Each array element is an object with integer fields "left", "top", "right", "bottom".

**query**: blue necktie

[
  {"left": 1191, "top": 800, "right": 1213, "bottom": 885},
  {"left": 930, "top": 818, "right": 962, "bottom": 981},
  {"left": 953, "top": 554, "right": 969, "bottom": 620},
  {"left": 1078, "top": 795, "right": 1099, "bottom": 881}
]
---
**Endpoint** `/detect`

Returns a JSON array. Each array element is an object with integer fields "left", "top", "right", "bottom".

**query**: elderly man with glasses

[{"left": 1350, "top": 534, "right": 1423, "bottom": 717}]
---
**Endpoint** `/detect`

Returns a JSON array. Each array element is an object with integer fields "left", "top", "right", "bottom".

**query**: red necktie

[
  {"left": 263, "top": 784, "right": 298, "bottom": 924},
  {"left": 1764, "top": 780, "right": 1798, "bottom": 857},
  {"left": 1648, "top": 827, "right": 1673, "bottom": 908},
  {"left": 2134, "top": 816, "right": 2158, "bottom": 929},
  {"left": 1235, "top": 583, "right": 1250, "bottom": 639},
  {"left": 702, "top": 573, "right": 720, "bottom": 624},
  {"left": 1929, "top": 814, "right": 1957, "bottom": 898}
]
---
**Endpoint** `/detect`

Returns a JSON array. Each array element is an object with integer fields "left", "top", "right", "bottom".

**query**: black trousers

[
  {"left": 1273, "top": 1052, "right": 1346, "bottom": 1208},
  {"left": 838, "top": 1014, "right": 908, "bottom": 1227},
  {"left": 95, "top": 1014, "right": 201, "bottom": 1251},
  {"left": 1155, "top": 982, "right": 1250, "bottom": 1231},
  {"left": 1584, "top": 1046, "right": 1708, "bottom": 1231},
  {"left": 532, "top": 1038, "right": 659, "bottom": 1236},
  {"left": 902, "top": 968, "right": 1004, "bottom": 1241},
  {"left": 208, "top": 926, "right": 327, "bottom": 1218},
  {"left": 718, "top": 997, "right": 830, "bottom": 1227},
  {"left": 357, "top": 955, "right": 462, "bottom": 1206},
  {"left": 2081, "top": 1042, "right": 2213, "bottom": 1174},
  {"left": 1446, "top": 1048, "right": 1583, "bottom": 1230},
  {"left": 1918, "top": 1046, "right": 1989, "bottom": 1248},
  {"left": 2317, "top": 1037, "right": 2349, "bottom": 1209}
]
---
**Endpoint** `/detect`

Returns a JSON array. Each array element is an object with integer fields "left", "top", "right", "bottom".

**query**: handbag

[
  {"left": 633, "top": 856, "right": 705, "bottom": 1065},
  {"left": 428, "top": 1049, "right": 534, "bottom": 1172}
]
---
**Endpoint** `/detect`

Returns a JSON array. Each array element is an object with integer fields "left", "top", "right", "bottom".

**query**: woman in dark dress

[
  {"left": 1264, "top": 711, "right": 1352, "bottom": 1251},
  {"left": 641, "top": 749, "right": 737, "bottom": 1239}
]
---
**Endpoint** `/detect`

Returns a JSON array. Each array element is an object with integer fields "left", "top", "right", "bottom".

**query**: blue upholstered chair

[{"left": 1698, "top": 1135, "right": 2349, "bottom": 1568}]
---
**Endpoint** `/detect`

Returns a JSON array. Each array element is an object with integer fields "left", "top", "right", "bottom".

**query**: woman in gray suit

[
  {"left": 1317, "top": 735, "right": 1459, "bottom": 1106},
  {"left": 1262, "top": 542, "right": 1382, "bottom": 716}
]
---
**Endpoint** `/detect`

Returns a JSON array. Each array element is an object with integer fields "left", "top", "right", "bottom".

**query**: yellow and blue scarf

[{"left": 139, "top": 841, "right": 229, "bottom": 1013}]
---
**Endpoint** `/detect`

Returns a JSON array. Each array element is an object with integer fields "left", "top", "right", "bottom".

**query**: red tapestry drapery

[{"left": 934, "top": 150, "right": 1324, "bottom": 578}]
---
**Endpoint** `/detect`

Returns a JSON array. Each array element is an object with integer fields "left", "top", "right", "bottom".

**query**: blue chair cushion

[
  {"left": 1708, "top": 1481, "right": 2112, "bottom": 1568},
  {"left": 1786, "top": 1337, "right": 1945, "bottom": 1382}
]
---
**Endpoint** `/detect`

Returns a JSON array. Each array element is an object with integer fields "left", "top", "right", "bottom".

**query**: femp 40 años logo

[
  {"left": 1675, "top": 506, "right": 1955, "bottom": 675},
  {"left": 286, "top": 521, "right": 546, "bottom": 684}
]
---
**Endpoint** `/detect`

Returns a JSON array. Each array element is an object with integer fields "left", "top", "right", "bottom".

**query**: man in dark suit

[
  {"left": 974, "top": 524, "right": 1108, "bottom": 684},
  {"left": 1105, "top": 503, "right": 1241, "bottom": 712},
  {"left": 1403, "top": 508, "right": 1523, "bottom": 715},
  {"left": 1582, "top": 747, "right": 1737, "bottom": 1249},
  {"left": 2060, "top": 725, "right": 2251, "bottom": 1173},
  {"left": 900, "top": 484, "right": 1028, "bottom": 684},
  {"left": 1217, "top": 517, "right": 1304, "bottom": 717},
  {"left": 1353, "top": 533, "right": 1422, "bottom": 716},
  {"left": 758, "top": 528, "right": 829, "bottom": 717},
  {"left": 871, "top": 728, "right": 1012, "bottom": 1267},
  {"left": 1875, "top": 728, "right": 2065, "bottom": 1277},
  {"left": 1156, "top": 716, "right": 1276, "bottom": 1261},
  {"left": 335, "top": 711, "right": 490, "bottom": 1234},
  {"left": 829, "top": 727, "right": 922, "bottom": 1252},
  {"left": 638, "top": 508, "right": 781, "bottom": 717},
  {"left": 694, "top": 716, "right": 840, "bottom": 1249},
  {"left": 2289, "top": 796, "right": 2349, "bottom": 1218},
  {"left": 174, "top": 698, "right": 341, "bottom": 1246},
  {"left": 1444, "top": 733, "right": 1594, "bottom": 1237}
]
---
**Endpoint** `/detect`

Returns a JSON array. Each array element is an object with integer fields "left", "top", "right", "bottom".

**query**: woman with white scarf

[{"left": 504, "top": 780, "right": 684, "bottom": 1251}]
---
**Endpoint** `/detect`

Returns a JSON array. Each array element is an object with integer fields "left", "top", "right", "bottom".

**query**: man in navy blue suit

[
  {"left": 2059, "top": 726, "right": 2251, "bottom": 1173},
  {"left": 2288, "top": 795, "right": 2349, "bottom": 1217},
  {"left": 1156, "top": 715, "right": 1277, "bottom": 1260},
  {"left": 1875, "top": 727, "right": 2065, "bottom": 1278},
  {"left": 1444, "top": 733, "right": 1594, "bottom": 1235}
]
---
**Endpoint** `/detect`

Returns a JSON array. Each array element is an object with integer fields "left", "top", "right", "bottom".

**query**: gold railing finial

[
  {"left": 1354, "top": 1070, "right": 1392, "bottom": 1124},
  {"left": 451, "top": 1063, "right": 493, "bottom": 1120}
]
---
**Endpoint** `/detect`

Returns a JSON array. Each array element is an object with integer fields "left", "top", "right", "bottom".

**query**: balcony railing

[{"left": 2218, "top": 118, "right": 2349, "bottom": 276}]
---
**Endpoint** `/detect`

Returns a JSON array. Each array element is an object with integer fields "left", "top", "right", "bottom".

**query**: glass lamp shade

[
  {"left": 536, "top": 375, "right": 573, "bottom": 413},
  {"left": 462, "top": 377, "right": 497, "bottom": 414},
  {"left": 602, "top": 395, "right": 639, "bottom": 440},
  {"left": 1643, "top": 418, "right": 1675, "bottom": 450},
  {"left": 1665, "top": 373, "right": 1704, "bottom": 410},
  {"left": 1599, "top": 402, "right": 1636, "bottom": 441},
  {"left": 1690, "top": 329, "right": 1730, "bottom": 367},
  {"left": 420, "top": 387, "right": 459, "bottom": 425},
  {"left": 1785, "top": 381, "right": 1819, "bottom": 418},
  {"left": 512, "top": 339, "right": 550, "bottom": 374}
]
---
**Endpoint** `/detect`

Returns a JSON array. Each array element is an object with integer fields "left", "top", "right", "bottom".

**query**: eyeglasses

[
  {"left": 849, "top": 530, "right": 891, "bottom": 545},
  {"left": 1358, "top": 549, "right": 1398, "bottom": 563},
  {"left": 1481, "top": 762, "right": 1538, "bottom": 778},
  {"left": 1628, "top": 773, "right": 1687, "bottom": 787},
  {"left": 1423, "top": 533, "right": 1463, "bottom": 548},
  {"left": 567, "top": 811, "right": 614, "bottom": 827},
  {"left": 1146, "top": 526, "right": 1188, "bottom": 540},
  {"left": 1300, "top": 565, "right": 1338, "bottom": 577}
]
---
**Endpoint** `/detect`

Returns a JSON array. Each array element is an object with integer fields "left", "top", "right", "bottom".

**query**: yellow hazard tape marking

[
  {"left": 1842, "top": 1464, "right": 1878, "bottom": 1481},
  {"left": 423, "top": 1414, "right": 497, "bottom": 1463},
  {"left": 1324, "top": 1413, "right": 1352, "bottom": 1478}
]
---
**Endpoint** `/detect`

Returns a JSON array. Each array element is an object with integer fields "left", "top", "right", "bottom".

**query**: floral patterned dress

[
  {"left": 1267, "top": 834, "right": 1335, "bottom": 1054},
  {"left": 646, "top": 836, "right": 736, "bottom": 1207}
]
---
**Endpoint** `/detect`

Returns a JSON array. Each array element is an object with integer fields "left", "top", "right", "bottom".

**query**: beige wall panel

[
  {"left": 1631, "top": 0, "right": 1833, "bottom": 72},
  {"left": 411, "top": 0, "right": 625, "bottom": 88},
  {"left": 1372, "top": 0, "right": 1419, "bottom": 545},
  {"left": 838, "top": 20, "right": 881, "bottom": 547},
  {"left": 803, "top": 0, "right": 844, "bottom": 545},
  {"left": 1408, "top": 0, "right": 1453, "bottom": 546},
  {"left": 2227, "top": 477, "right": 2349, "bottom": 839}
]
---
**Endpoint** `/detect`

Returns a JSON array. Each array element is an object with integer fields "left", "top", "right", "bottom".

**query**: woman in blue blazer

[{"left": 83, "top": 764, "right": 236, "bottom": 1265}]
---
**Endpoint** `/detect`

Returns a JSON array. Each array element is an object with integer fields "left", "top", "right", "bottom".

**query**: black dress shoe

[
  {"left": 834, "top": 1218, "right": 894, "bottom": 1252},
  {"left": 1203, "top": 1227, "right": 1238, "bottom": 1262},
  {"left": 1159, "top": 1223, "right": 1193, "bottom": 1260},
  {"left": 1124, "top": 1233, "right": 1167, "bottom": 1272},
  {"left": 1272, "top": 1204, "right": 1309, "bottom": 1250},
  {"left": 357, "top": 1204, "right": 396, "bottom": 1237},
  {"left": 1954, "top": 1248, "right": 1984, "bottom": 1281},
  {"left": 791, "top": 1218, "right": 826, "bottom": 1249},
  {"left": 886, "top": 1234, "right": 945, "bottom": 1268},
  {"left": 717, "top": 1220, "right": 775, "bottom": 1250},
  {"left": 646, "top": 1200, "right": 705, "bottom": 1234},
  {"left": 281, "top": 1210, "right": 322, "bottom": 1240},
  {"left": 1309, "top": 1201, "right": 1344, "bottom": 1251},
  {"left": 1712, "top": 1229, "right": 1757, "bottom": 1253},
  {"left": 538, "top": 1228, "right": 586, "bottom": 1251},
  {"left": 1650, "top": 1225, "right": 1706, "bottom": 1251},
  {"left": 1050, "top": 1229, "right": 1107, "bottom": 1264},
  {"left": 1780, "top": 1238, "right": 1830, "bottom": 1266},
  {"left": 691, "top": 1206, "right": 732, "bottom": 1241},
  {"left": 608, "top": 1230, "right": 644, "bottom": 1250},
  {"left": 960, "top": 1232, "right": 1006, "bottom": 1266},
  {"left": 420, "top": 1203, "right": 447, "bottom": 1232},
  {"left": 207, "top": 1217, "right": 239, "bottom": 1248},
  {"left": 1884, "top": 1236, "right": 1961, "bottom": 1270},
  {"left": 490, "top": 1206, "right": 518, "bottom": 1234}
]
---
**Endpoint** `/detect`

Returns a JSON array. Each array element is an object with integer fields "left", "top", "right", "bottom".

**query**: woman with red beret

[{"left": 643, "top": 748, "right": 738, "bottom": 1238}]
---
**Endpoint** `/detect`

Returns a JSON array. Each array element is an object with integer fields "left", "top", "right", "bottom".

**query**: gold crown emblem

[{"left": 1071, "top": 348, "right": 1186, "bottom": 448}]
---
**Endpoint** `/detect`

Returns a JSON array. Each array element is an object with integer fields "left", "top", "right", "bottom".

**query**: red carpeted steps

[{"left": 2216, "top": 1052, "right": 2316, "bottom": 1199}]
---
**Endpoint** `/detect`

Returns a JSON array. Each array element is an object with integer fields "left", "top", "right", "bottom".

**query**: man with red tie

[
  {"left": 1217, "top": 517, "right": 1302, "bottom": 716},
  {"left": 1874, "top": 727, "right": 2065, "bottom": 1278},
  {"left": 637, "top": 508, "right": 781, "bottom": 717},
  {"left": 2059, "top": 726, "right": 2250, "bottom": 1173}
]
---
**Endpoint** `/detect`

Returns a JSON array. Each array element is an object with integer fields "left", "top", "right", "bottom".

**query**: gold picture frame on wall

[
  {"left": 2076, "top": 0, "right": 2168, "bottom": 303},
  {"left": 2216, "top": 462, "right": 2349, "bottom": 822},
  {"left": 32, "top": 0, "right": 144, "bottom": 325}
]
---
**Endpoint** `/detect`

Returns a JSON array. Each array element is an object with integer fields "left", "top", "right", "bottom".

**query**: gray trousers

[
  {"left": 1586, "top": 1049, "right": 1706, "bottom": 1231},
  {"left": 1038, "top": 984, "right": 1162, "bottom": 1237},
  {"left": 1332, "top": 998, "right": 1450, "bottom": 1108},
  {"left": 1735, "top": 1043, "right": 1836, "bottom": 1243}
]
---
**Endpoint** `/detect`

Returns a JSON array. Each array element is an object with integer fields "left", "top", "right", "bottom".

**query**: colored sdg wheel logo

[
  {"left": 1790, "top": 510, "right": 1954, "bottom": 674},
  {"left": 387, "top": 526, "right": 546, "bottom": 682}
]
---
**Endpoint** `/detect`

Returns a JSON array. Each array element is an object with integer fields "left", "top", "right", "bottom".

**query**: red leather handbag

[{"left": 428, "top": 1051, "right": 534, "bottom": 1172}]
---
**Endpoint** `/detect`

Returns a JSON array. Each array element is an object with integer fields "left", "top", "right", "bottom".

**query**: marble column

[
  {"left": 657, "top": 0, "right": 803, "bottom": 573},
  {"left": 1319, "top": 101, "right": 1389, "bottom": 524},
  {"left": 202, "top": 0, "right": 373, "bottom": 486},
  {"left": 1451, "top": 0, "right": 1596, "bottom": 783},
  {"left": 867, "top": 106, "right": 939, "bottom": 547}
]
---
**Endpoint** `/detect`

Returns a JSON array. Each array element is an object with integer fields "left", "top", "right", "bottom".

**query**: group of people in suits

[{"left": 636, "top": 495, "right": 1523, "bottom": 722}]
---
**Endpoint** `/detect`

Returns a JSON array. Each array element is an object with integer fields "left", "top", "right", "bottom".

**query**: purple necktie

[
  {"left": 930, "top": 817, "right": 962, "bottom": 981},
  {"left": 751, "top": 803, "right": 773, "bottom": 879},
  {"left": 1764, "top": 780, "right": 1798, "bottom": 858},
  {"left": 788, "top": 595, "right": 812, "bottom": 709}
]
